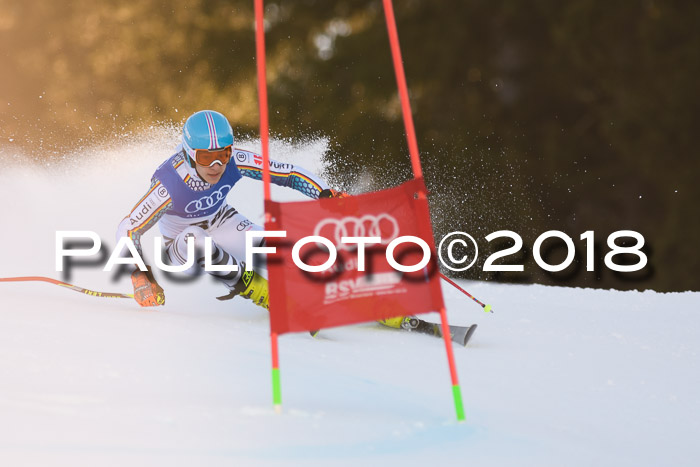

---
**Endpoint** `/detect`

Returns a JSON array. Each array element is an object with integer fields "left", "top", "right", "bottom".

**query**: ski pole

[
  {"left": 439, "top": 273, "right": 493, "bottom": 313},
  {"left": 0, "top": 276, "right": 133, "bottom": 299}
]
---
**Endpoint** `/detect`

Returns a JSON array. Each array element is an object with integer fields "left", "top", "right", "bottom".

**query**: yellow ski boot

[
  {"left": 378, "top": 315, "right": 419, "bottom": 330},
  {"left": 237, "top": 269, "right": 269, "bottom": 310}
]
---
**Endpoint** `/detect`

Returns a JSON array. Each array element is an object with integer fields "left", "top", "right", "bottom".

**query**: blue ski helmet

[{"left": 182, "top": 110, "right": 234, "bottom": 166}]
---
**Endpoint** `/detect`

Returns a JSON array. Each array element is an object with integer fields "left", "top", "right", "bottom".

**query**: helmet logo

[{"left": 204, "top": 111, "right": 219, "bottom": 149}]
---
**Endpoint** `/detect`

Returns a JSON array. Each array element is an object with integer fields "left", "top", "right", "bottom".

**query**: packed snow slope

[{"left": 1, "top": 129, "right": 699, "bottom": 466}]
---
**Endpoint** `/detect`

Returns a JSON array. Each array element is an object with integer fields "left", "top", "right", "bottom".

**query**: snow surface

[{"left": 1, "top": 129, "right": 699, "bottom": 466}]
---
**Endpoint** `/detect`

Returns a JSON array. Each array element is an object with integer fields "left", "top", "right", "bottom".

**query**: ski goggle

[{"left": 191, "top": 145, "right": 232, "bottom": 167}]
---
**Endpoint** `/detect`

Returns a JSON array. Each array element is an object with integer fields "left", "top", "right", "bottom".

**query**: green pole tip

[
  {"left": 274, "top": 404, "right": 282, "bottom": 414},
  {"left": 452, "top": 385, "right": 465, "bottom": 421},
  {"left": 484, "top": 304, "right": 492, "bottom": 313}
]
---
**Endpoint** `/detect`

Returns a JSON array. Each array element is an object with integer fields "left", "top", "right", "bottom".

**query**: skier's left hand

[{"left": 319, "top": 188, "right": 349, "bottom": 199}]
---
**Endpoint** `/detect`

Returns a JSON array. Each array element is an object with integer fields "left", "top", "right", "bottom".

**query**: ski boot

[
  {"left": 236, "top": 269, "right": 269, "bottom": 310},
  {"left": 377, "top": 315, "right": 429, "bottom": 332},
  {"left": 217, "top": 268, "right": 269, "bottom": 310}
]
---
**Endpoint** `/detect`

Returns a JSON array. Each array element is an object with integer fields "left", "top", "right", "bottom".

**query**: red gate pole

[
  {"left": 255, "top": 0, "right": 272, "bottom": 203},
  {"left": 254, "top": 0, "right": 282, "bottom": 413},
  {"left": 381, "top": 0, "right": 423, "bottom": 182},
  {"left": 382, "top": 0, "right": 465, "bottom": 421}
]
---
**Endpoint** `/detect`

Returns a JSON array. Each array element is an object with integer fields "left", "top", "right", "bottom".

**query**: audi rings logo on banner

[
  {"left": 185, "top": 185, "right": 232, "bottom": 214},
  {"left": 313, "top": 214, "right": 400, "bottom": 250}
]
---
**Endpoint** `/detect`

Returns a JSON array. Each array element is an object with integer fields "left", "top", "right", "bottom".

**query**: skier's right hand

[{"left": 131, "top": 267, "right": 165, "bottom": 307}]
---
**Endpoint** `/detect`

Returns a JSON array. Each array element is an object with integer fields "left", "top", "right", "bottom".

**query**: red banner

[{"left": 265, "top": 178, "right": 444, "bottom": 335}]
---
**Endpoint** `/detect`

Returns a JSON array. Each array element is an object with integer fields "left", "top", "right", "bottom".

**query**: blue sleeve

[{"left": 234, "top": 149, "right": 329, "bottom": 199}]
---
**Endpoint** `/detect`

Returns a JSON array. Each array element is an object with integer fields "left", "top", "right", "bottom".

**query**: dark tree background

[{"left": 1, "top": 0, "right": 698, "bottom": 291}]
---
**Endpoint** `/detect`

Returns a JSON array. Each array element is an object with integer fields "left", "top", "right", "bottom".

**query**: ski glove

[
  {"left": 319, "top": 188, "right": 348, "bottom": 199},
  {"left": 131, "top": 267, "right": 165, "bottom": 307}
]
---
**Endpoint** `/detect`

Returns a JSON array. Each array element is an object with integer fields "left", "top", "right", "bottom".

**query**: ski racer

[
  {"left": 116, "top": 110, "right": 342, "bottom": 309},
  {"left": 115, "top": 110, "right": 436, "bottom": 339}
]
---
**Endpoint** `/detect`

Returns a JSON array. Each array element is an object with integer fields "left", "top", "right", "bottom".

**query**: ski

[
  {"left": 404, "top": 318, "right": 477, "bottom": 347},
  {"left": 310, "top": 319, "right": 477, "bottom": 346}
]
